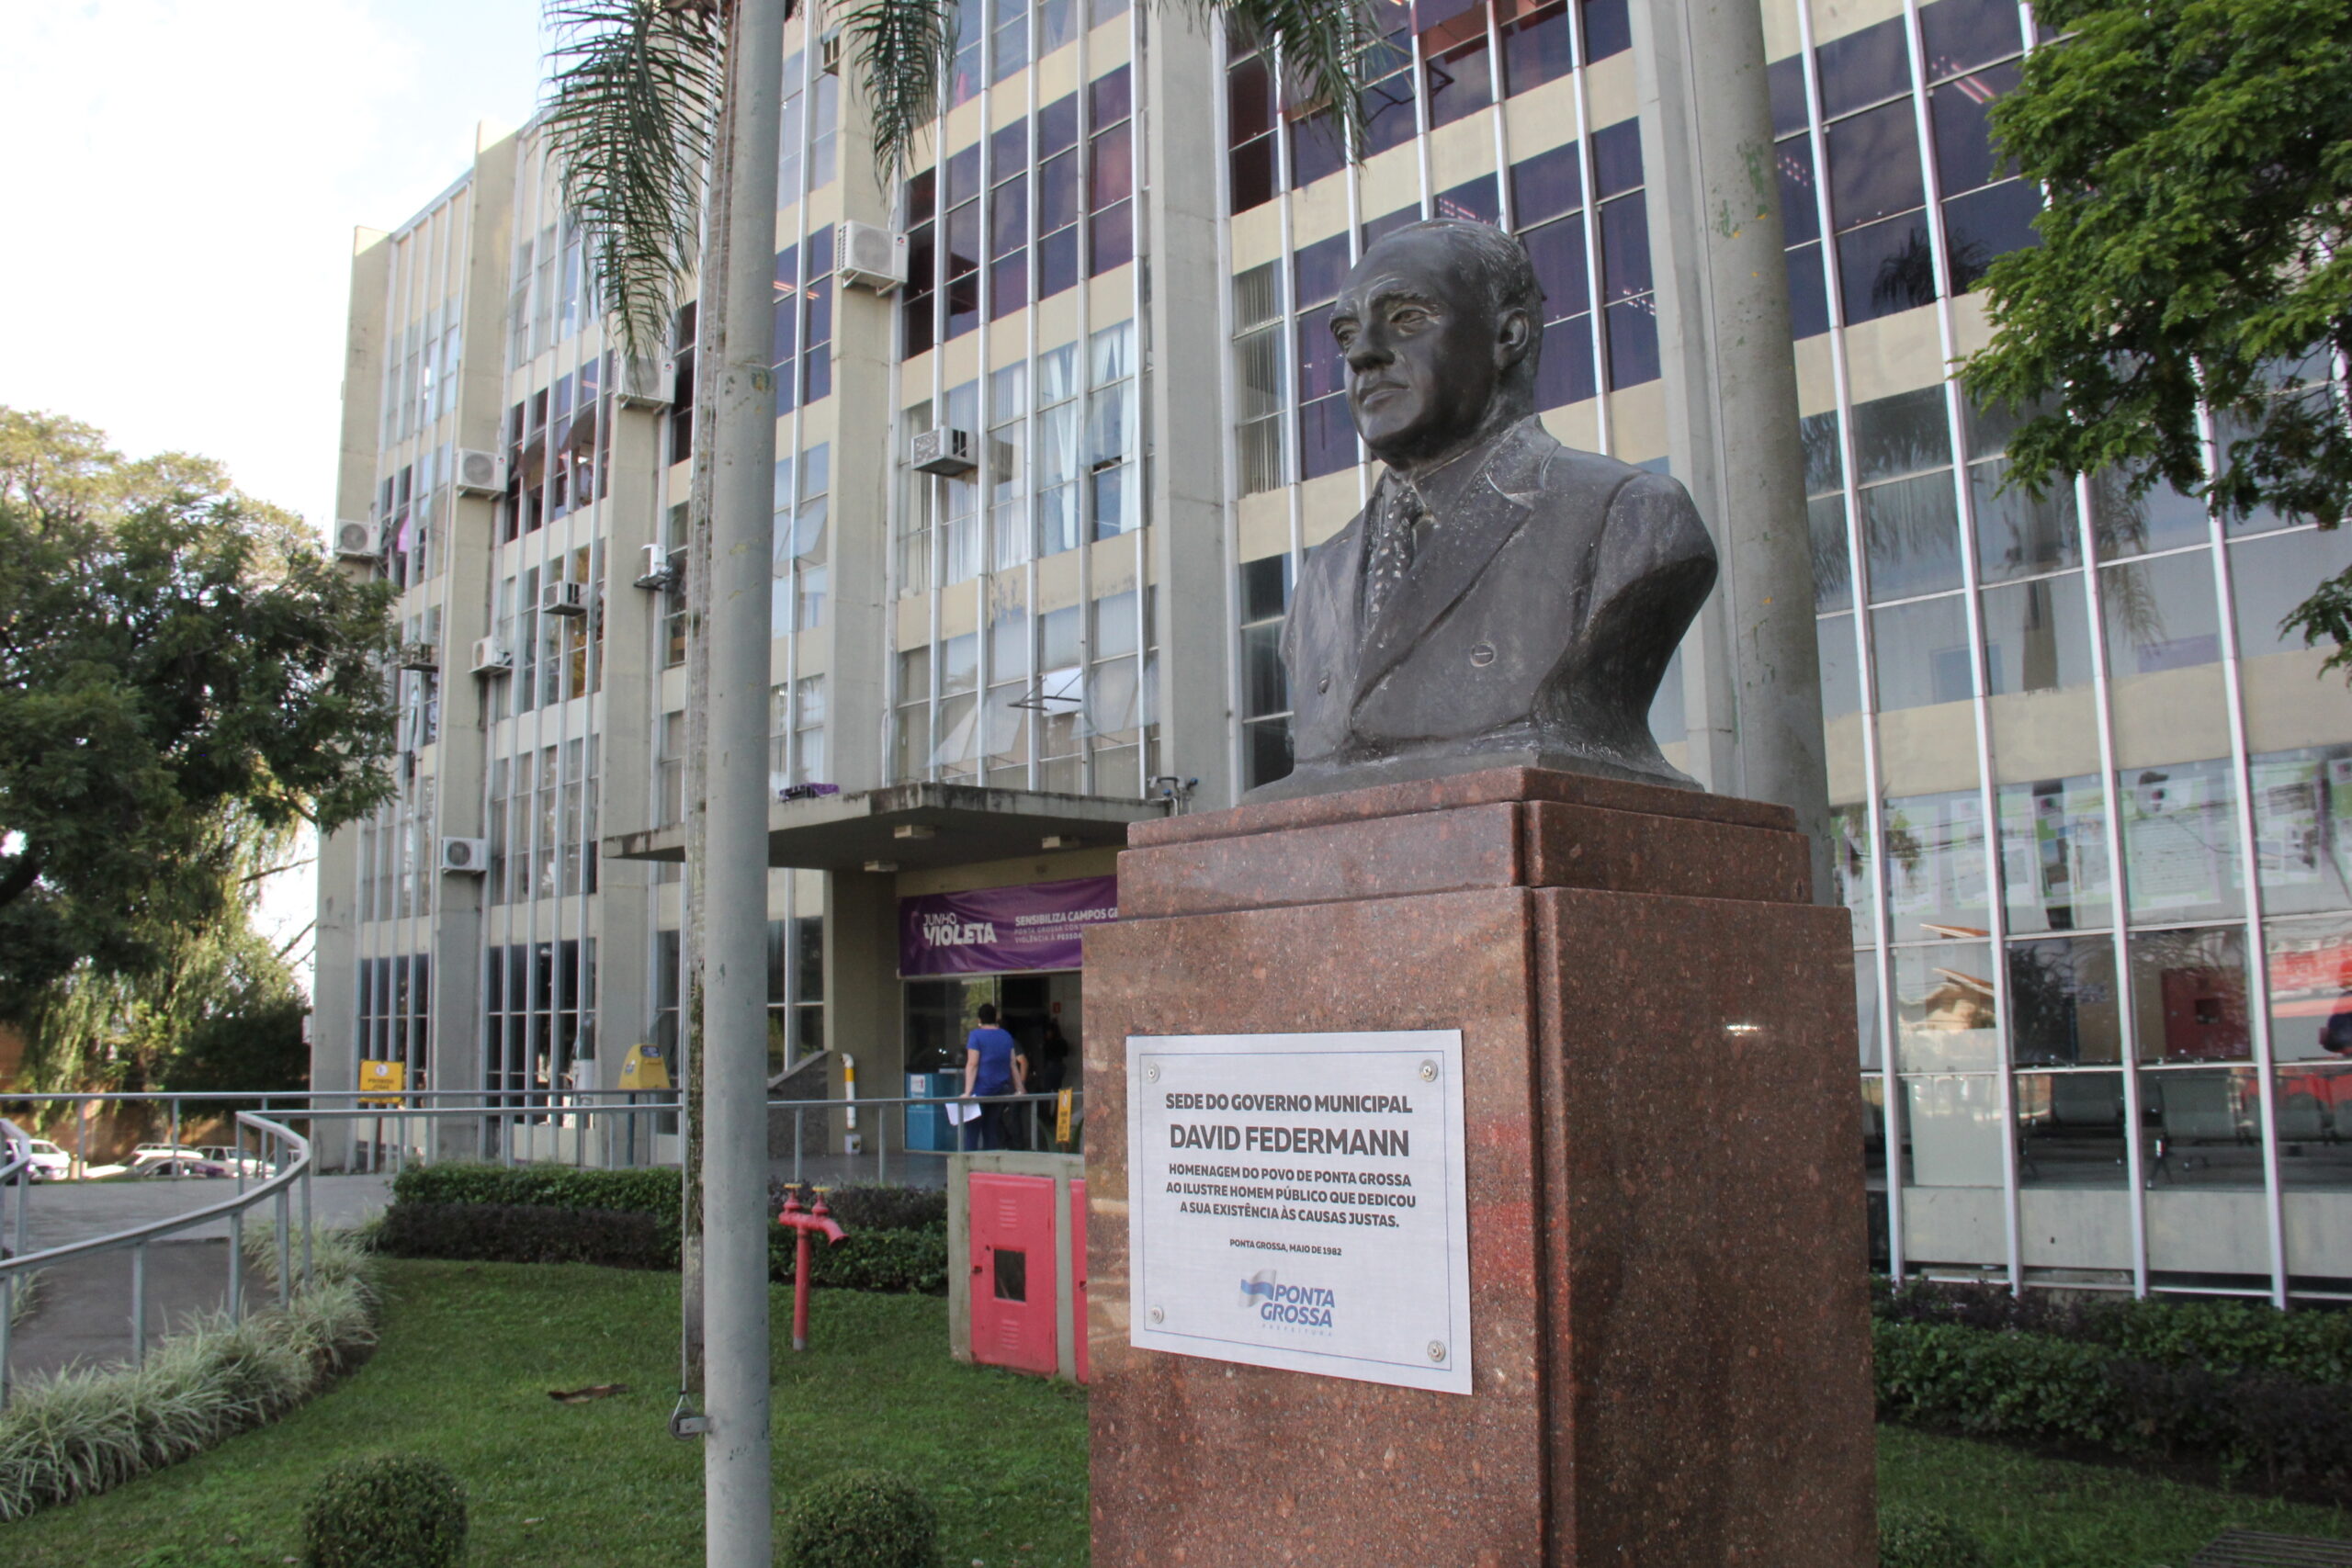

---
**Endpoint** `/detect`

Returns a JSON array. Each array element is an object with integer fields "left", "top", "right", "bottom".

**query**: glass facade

[{"left": 326, "top": 0, "right": 2352, "bottom": 1292}]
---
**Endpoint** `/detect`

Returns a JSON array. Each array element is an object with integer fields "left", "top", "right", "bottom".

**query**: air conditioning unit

[
  {"left": 397, "top": 642, "right": 439, "bottom": 672},
  {"left": 910, "top": 426, "right": 978, "bottom": 476},
  {"left": 333, "top": 519, "right": 378, "bottom": 562},
  {"left": 819, "top": 28, "right": 844, "bottom": 74},
  {"left": 470, "top": 637, "right": 513, "bottom": 674},
  {"left": 634, "top": 541, "right": 681, "bottom": 591},
  {"left": 540, "top": 579, "right": 590, "bottom": 617},
  {"left": 454, "top": 448, "right": 505, "bottom": 496},
  {"left": 438, "top": 837, "right": 489, "bottom": 875},
  {"left": 836, "top": 220, "right": 908, "bottom": 293},
  {"left": 616, "top": 355, "right": 670, "bottom": 410}
]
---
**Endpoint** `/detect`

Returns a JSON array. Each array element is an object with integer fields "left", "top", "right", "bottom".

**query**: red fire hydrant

[{"left": 777, "top": 1192, "right": 848, "bottom": 1351}]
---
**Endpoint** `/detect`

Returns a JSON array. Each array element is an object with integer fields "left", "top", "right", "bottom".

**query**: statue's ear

[{"left": 1496, "top": 308, "right": 1533, "bottom": 370}]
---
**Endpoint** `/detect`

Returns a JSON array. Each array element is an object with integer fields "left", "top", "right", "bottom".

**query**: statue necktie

[{"left": 1364, "top": 481, "right": 1426, "bottom": 622}]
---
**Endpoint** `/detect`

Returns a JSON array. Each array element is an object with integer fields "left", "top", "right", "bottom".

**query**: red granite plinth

[{"left": 1083, "top": 767, "right": 1874, "bottom": 1567}]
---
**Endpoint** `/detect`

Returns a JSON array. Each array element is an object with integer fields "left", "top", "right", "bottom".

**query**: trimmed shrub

[
  {"left": 773, "top": 1181, "right": 948, "bottom": 1234},
  {"left": 302, "top": 1453, "right": 467, "bottom": 1568},
  {"left": 1878, "top": 1505, "right": 1988, "bottom": 1568},
  {"left": 780, "top": 1469, "right": 938, "bottom": 1568},
  {"left": 771, "top": 1225, "right": 951, "bottom": 1296},
  {"left": 375, "top": 1202, "right": 673, "bottom": 1271},
  {"left": 390, "top": 1163, "right": 682, "bottom": 1225}
]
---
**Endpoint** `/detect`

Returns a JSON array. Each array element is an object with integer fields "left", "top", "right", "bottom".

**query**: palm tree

[{"left": 538, "top": 5, "right": 1375, "bottom": 1561}]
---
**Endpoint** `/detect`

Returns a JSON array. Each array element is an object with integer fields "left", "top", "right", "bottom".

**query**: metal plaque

[{"left": 1125, "top": 1030, "right": 1472, "bottom": 1395}]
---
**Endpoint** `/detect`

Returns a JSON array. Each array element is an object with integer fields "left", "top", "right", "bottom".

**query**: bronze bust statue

[{"left": 1247, "top": 220, "right": 1718, "bottom": 802}]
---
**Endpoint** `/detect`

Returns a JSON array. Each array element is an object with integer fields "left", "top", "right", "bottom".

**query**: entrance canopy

[{"left": 602, "top": 782, "right": 1169, "bottom": 873}]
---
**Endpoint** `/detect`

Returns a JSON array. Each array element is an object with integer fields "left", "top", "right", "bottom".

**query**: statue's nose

[{"left": 1344, "top": 330, "right": 1390, "bottom": 374}]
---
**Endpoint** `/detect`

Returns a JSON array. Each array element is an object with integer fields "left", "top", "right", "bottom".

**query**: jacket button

[
  {"left": 1317, "top": 674, "right": 1331, "bottom": 694},
  {"left": 1469, "top": 644, "right": 1497, "bottom": 667}
]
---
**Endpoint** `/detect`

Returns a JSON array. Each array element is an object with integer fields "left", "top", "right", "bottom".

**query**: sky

[{"left": 0, "top": 0, "right": 549, "bottom": 984}]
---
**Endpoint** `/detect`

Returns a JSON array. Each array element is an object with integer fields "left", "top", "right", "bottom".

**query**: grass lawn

[
  {"left": 6, "top": 1257, "right": 2347, "bottom": 1568},
  {"left": 6, "top": 1258, "right": 1089, "bottom": 1568}
]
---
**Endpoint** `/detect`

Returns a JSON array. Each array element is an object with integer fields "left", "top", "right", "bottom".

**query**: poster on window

[
  {"left": 2123, "top": 765, "right": 2231, "bottom": 914},
  {"left": 2253, "top": 758, "right": 2324, "bottom": 888}
]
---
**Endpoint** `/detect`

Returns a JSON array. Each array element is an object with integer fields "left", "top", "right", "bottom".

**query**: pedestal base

[{"left": 1083, "top": 768, "right": 1873, "bottom": 1566}]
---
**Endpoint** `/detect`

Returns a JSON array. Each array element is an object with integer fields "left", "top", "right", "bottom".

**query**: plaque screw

[
  {"left": 1146, "top": 1064, "right": 1160, "bottom": 1082},
  {"left": 1150, "top": 1306, "right": 1166, "bottom": 1325},
  {"left": 1419, "top": 1060, "right": 1439, "bottom": 1082},
  {"left": 1428, "top": 1341, "right": 1446, "bottom": 1362}
]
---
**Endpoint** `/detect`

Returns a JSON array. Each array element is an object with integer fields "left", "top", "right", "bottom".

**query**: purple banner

[{"left": 899, "top": 875, "right": 1118, "bottom": 976}]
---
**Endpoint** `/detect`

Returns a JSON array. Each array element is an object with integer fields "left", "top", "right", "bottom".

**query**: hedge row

[
  {"left": 1875, "top": 1319, "right": 2352, "bottom": 1490},
  {"left": 1874, "top": 1278, "right": 2352, "bottom": 1386},
  {"left": 378, "top": 1168, "right": 951, "bottom": 1294}
]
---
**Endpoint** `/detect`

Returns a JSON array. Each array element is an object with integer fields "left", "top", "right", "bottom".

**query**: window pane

[
  {"left": 1296, "top": 310, "right": 1345, "bottom": 400},
  {"left": 1894, "top": 941, "right": 1998, "bottom": 1072},
  {"left": 2120, "top": 758, "right": 2244, "bottom": 924},
  {"left": 1929, "top": 62, "right": 2019, "bottom": 197},
  {"left": 1862, "top": 471, "right": 1963, "bottom": 602},
  {"left": 1884, "top": 791, "right": 1993, "bottom": 937},
  {"left": 2008, "top": 937, "right": 2122, "bottom": 1065},
  {"left": 1828, "top": 100, "right": 1924, "bottom": 232},
  {"left": 1039, "top": 93, "right": 1079, "bottom": 157},
  {"left": 1300, "top": 394, "right": 1359, "bottom": 479},
  {"left": 2101, "top": 553, "right": 2222, "bottom": 675},
  {"left": 2232, "top": 526, "right": 2352, "bottom": 659},
  {"left": 1523, "top": 212, "right": 1589, "bottom": 321},
  {"left": 1535, "top": 314, "right": 1597, "bottom": 409},
  {"left": 1943, "top": 178, "right": 2042, "bottom": 292},
  {"left": 1972, "top": 456, "right": 2079, "bottom": 581},
  {"left": 1904, "top": 1074, "right": 2004, "bottom": 1188},
  {"left": 2132, "top": 925, "right": 2251, "bottom": 1062},
  {"left": 1603, "top": 298, "right": 1659, "bottom": 389},
  {"left": 1838, "top": 214, "right": 1939, "bottom": 323},
  {"left": 1510, "top": 141, "right": 1583, "bottom": 226},
  {"left": 1813, "top": 493, "right": 1853, "bottom": 612},
  {"left": 1920, "top": 0, "right": 2022, "bottom": 82},
  {"left": 1435, "top": 175, "right": 1500, "bottom": 226},
  {"left": 1777, "top": 135, "right": 1821, "bottom": 246},
  {"left": 1294, "top": 231, "right": 1353, "bottom": 309},
  {"left": 1817, "top": 16, "right": 1911, "bottom": 120},
  {"left": 1852, "top": 387, "right": 1952, "bottom": 482},
  {"left": 1090, "top": 199, "right": 1133, "bottom": 274},
  {"left": 1242, "top": 622, "right": 1286, "bottom": 717},
  {"left": 1425, "top": 34, "right": 1493, "bottom": 128},
  {"left": 1769, "top": 54, "right": 1810, "bottom": 138},
  {"left": 1501, "top": 0, "right": 1572, "bottom": 96},
  {"left": 1590, "top": 119, "right": 1643, "bottom": 198},
  {"left": 1998, "top": 776, "right": 2113, "bottom": 934},
  {"left": 2016, "top": 1070, "right": 2128, "bottom": 1188},
  {"left": 1227, "top": 54, "right": 1273, "bottom": 143},
  {"left": 1871, "top": 593, "right": 1974, "bottom": 710},
  {"left": 1578, "top": 0, "right": 1629, "bottom": 61},
  {"left": 2252, "top": 751, "right": 2352, "bottom": 915},
  {"left": 1786, "top": 242, "right": 1830, "bottom": 338},
  {"left": 1819, "top": 613, "right": 1860, "bottom": 717},
  {"left": 2267, "top": 913, "right": 2352, "bottom": 1064},
  {"left": 1981, "top": 574, "right": 2091, "bottom": 695},
  {"left": 1038, "top": 150, "right": 1080, "bottom": 231}
]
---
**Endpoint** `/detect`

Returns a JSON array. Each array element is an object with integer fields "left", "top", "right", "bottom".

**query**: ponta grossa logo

[{"left": 1238, "top": 1269, "right": 1335, "bottom": 1328}]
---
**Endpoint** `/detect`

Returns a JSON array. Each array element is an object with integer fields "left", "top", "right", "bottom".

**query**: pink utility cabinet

[{"left": 949, "top": 1152, "right": 1088, "bottom": 1383}]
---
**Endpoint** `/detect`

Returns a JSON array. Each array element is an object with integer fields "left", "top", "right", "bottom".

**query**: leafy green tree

[
  {"left": 0, "top": 409, "right": 397, "bottom": 1012},
  {"left": 1962, "top": 0, "right": 2352, "bottom": 670}
]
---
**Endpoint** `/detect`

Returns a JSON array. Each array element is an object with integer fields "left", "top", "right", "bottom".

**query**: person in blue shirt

[{"left": 961, "top": 1003, "right": 1026, "bottom": 1151}]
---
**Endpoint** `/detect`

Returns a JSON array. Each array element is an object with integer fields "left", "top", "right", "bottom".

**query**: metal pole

[
  {"left": 132, "top": 1243, "right": 147, "bottom": 1366},
  {"left": 704, "top": 0, "right": 786, "bottom": 1559},
  {"left": 302, "top": 1163, "right": 314, "bottom": 1286},
  {"left": 229, "top": 1211, "right": 244, "bottom": 1321},
  {"left": 2, "top": 1274, "right": 12, "bottom": 1410},
  {"left": 277, "top": 1187, "right": 293, "bottom": 1307}
]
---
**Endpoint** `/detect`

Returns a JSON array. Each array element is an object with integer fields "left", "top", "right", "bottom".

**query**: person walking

[{"left": 961, "top": 1003, "right": 1025, "bottom": 1152}]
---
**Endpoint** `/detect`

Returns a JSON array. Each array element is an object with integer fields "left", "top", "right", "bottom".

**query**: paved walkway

[
  {"left": 7, "top": 1239, "right": 232, "bottom": 1383},
  {"left": 9, "top": 1173, "right": 394, "bottom": 1257}
]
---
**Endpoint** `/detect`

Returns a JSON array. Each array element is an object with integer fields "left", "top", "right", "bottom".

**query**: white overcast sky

[{"left": 0, "top": 1, "right": 549, "bottom": 983}]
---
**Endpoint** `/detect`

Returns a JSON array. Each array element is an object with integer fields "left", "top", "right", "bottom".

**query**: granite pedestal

[{"left": 1082, "top": 767, "right": 1874, "bottom": 1567}]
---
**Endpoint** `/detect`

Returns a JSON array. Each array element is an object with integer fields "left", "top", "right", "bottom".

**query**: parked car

[
  {"left": 196, "top": 1145, "right": 273, "bottom": 1178},
  {"left": 23, "top": 1140, "right": 70, "bottom": 1182},
  {"left": 131, "top": 1143, "right": 209, "bottom": 1166},
  {"left": 136, "top": 1156, "right": 231, "bottom": 1179}
]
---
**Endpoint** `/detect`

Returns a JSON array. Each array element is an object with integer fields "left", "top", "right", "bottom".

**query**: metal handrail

[{"left": 0, "top": 1111, "right": 312, "bottom": 1409}]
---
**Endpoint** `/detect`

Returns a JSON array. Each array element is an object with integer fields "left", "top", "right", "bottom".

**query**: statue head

[{"left": 1331, "top": 220, "right": 1544, "bottom": 472}]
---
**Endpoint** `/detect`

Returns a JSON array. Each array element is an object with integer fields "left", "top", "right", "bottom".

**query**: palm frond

[
  {"left": 542, "top": 0, "right": 728, "bottom": 364},
  {"left": 838, "top": 0, "right": 954, "bottom": 186},
  {"left": 1213, "top": 0, "right": 1376, "bottom": 160}
]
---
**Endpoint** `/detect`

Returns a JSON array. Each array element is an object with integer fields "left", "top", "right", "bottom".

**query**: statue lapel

[{"left": 1350, "top": 429, "right": 1544, "bottom": 709}]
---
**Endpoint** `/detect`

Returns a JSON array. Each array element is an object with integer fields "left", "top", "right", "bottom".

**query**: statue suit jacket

[{"left": 1268, "top": 416, "right": 1718, "bottom": 797}]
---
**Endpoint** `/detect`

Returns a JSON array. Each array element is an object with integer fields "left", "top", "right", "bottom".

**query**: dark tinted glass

[
  {"left": 1604, "top": 298, "right": 1658, "bottom": 388},
  {"left": 990, "top": 118, "right": 1026, "bottom": 175},
  {"left": 1930, "top": 61, "right": 2018, "bottom": 195},
  {"left": 1826, "top": 99, "right": 1924, "bottom": 230},
  {"left": 1037, "top": 226, "right": 1080, "bottom": 298},
  {"left": 989, "top": 253, "right": 1026, "bottom": 320},
  {"left": 989, "top": 174, "right": 1027, "bottom": 256},
  {"left": 946, "top": 144, "right": 982, "bottom": 207},
  {"left": 1231, "top": 139, "right": 1276, "bottom": 214},
  {"left": 1943, "top": 178, "right": 2041, "bottom": 292},
  {"left": 1090, "top": 199, "right": 1133, "bottom": 274},
  {"left": 1435, "top": 175, "right": 1500, "bottom": 225},
  {"left": 1038, "top": 93, "right": 1080, "bottom": 156},
  {"left": 1599, "top": 194, "right": 1650, "bottom": 299},
  {"left": 1972, "top": 457, "right": 2081, "bottom": 581},
  {"left": 1501, "top": 0, "right": 1572, "bottom": 96},
  {"left": 1536, "top": 313, "right": 1596, "bottom": 408},
  {"left": 945, "top": 200, "right": 981, "bottom": 276},
  {"left": 905, "top": 221, "right": 936, "bottom": 289},
  {"left": 1591, "top": 118, "right": 1643, "bottom": 197},
  {"left": 1838, "top": 213, "right": 1937, "bottom": 323},
  {"left": 1038, "top": 149, "right": 1080, "bottom": 231},
  {"left": 2007, "top": 942, "right": 2122, "bottom": 1063},
  {"left": 1510, "top": 141, "right": 1583, "bottom": 225},
  {"left": 1363, "top": 204, "right": 1419, "bottom": 250},
  {"left": 1786, "top": 242, "right": 1830, "bottom": 338},
  {"left": 1294, "top": 231, "right": 1353, "bottom": 306},
  {"left": 1090, "top": 121, "right": 1133, "bottom": 206},
  {"left": 1240, "top": 553, "right": 1291, "bottom": 622},
  {"left": 1814, "top": 494, "right": 1853, "bottom": 611},
  {"left": 1228, "top": 56, "right": 1273, "bottom": 143},
  {"left": 808, "top": 225, "right": 832, "bottom": 276},
  {"left": 903, "top": 293, "right": 935, "bottom": 357},
  {"left": 1579, "top": 0, "right": 1630, "bottom": 61},
  {"left": 1863, "top": 471, "right": 1963, "bottom": 600},
  {"left": 1815, "top": 16, "right": 1911, "bottom": 120},
  {"left": 1426, "top": 34, "right": 1493, "bottom": 127},
  {"left": 1292, "top": 113, "right": 1347, "bottom": 188},
  {"left": 1768, "top": 53, "right": 1810, "bottom": 137},
  {"left": 1296, "top": 310, "right": 1345, "bottom": 400},
  {"left": 1091, "top": 63, "right": 1132, "bottom": 125},
  {"left": 1299, "top": 394, "right": 1358, "bottom": 479},
  {"left": 1243, "top": 716, "right": 1294, "bottom": 789},
  {"left": 906, "top": 168, "right": 937, "bottom": 224},
  {"left": 1777, "top": 136, "right": 1820, "bottom": 244},
  {"left": 1920, "top": 0, "right": 2022, "bottom": 81},
  {"left": 1523, "top": 212, "right": 1589, "bottom": 321},
  {"left": 1851, "top": 388, "right": 1952, "bottom": 482}
]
